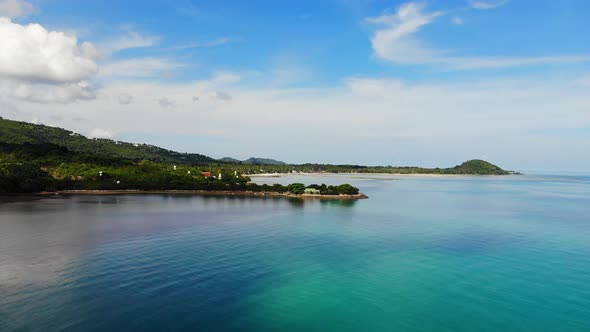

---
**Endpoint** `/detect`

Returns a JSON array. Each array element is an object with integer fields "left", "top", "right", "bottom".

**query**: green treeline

[
  {"left": 0, "top": 142, "right": 360, "bottom": 195},
  {"left": 227, "top": 159, "right": 510, "bottom": 175}
]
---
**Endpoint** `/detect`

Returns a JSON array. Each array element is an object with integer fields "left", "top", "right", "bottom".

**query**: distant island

[
  {"left": 0, "top": 117, "right": 514, "bottom": 196},
  {"left": 219, "top": 157, "right": 286, "bottom": 165}
]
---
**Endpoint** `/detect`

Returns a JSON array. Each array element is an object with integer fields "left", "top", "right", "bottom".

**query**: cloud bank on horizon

[{"left": 0, "top": 0, "right": 589, "bottom": 170}]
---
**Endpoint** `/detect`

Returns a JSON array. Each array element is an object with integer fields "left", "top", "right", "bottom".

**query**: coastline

[
  {"left": 246, "top": 172, "right": 495, "bottom": 177},
  {"left": 36, "top": 190, "right": 369, "bottom": 200}
]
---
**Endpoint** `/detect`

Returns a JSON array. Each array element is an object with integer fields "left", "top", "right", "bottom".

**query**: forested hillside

[{"left": 0, "top": 118, "right": 215, "bottom": 164}]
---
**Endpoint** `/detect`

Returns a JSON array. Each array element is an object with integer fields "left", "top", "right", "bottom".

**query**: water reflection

[{"left": 320, "top": 199, "right": 357, "bottom": 208}]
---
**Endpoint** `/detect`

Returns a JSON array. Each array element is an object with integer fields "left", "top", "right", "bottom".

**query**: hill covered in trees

[{"left": 0, "top": 118, "right": 215, "bottom": 164}]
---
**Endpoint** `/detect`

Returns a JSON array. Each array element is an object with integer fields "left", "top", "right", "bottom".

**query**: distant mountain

[
  {"left": 218, "top": 157, "right": 242, "bottom": 163},
  {"left": 217, "top": 156, "right": 287, "bottom": 165},
  {"left": 242, "top": 157, "right": 286, "bottom": 165},
  {"left": 0, "top": 117, "right": 215, "bottom": 164}
]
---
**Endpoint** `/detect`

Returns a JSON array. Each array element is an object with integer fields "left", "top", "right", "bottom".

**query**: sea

[{"left": 1, "top": 173, "right": 589, "bottom": 331}]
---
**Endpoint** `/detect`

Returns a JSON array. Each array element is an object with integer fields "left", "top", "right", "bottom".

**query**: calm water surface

[{"left": 1, "top": 174, "right": 589, "bottom": 331}]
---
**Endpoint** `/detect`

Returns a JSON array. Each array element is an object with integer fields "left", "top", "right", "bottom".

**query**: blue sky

[{"left": 1, "top": 0, "right": 589, "bottom": 171}]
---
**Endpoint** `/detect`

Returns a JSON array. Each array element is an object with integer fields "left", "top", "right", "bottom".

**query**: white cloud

[
  {"left": 0, "top": 0, "right": 36, "bottom": 18},
  {"left": 117, "top": 93, "right": 133, "bottom": 104},
  {"left": 367, "top": 2, "right": 444, "bottom": 64},
  {"left": 366, "top": 2, "right": 590, "bottom": 70},
  {"left": 99, "top": 57, "right": 184, "bottom": 78},
  {"left": 451, "top": 16, "right": 464, "bottom": 25},
  {"left": 1, "top": 79, "right": 95, "bottom": 104},
  {"left": 0, "top": 19, "right": 98, "bottom": 103},
  {"left": 346, "top": 77, "right": 404, "bottom": 95},
  {"left": 89, "top": 128, "right": 114, "bottom": 139},
  {"left": 446, "top": 55, "right": 590, "bottom": 70},
  {"left": 0, "top": 18, "right": 98, "bottom": 82},
  {"left": 7, "top": 71, "right": 589, "bottom": 169},
  {"left": 167, "top": 37, "right": 231, "bottom": 51},
  {"left": 98, "top": 29, "right": 160, "bottom": 56},
  {"left": 467, "top": 0, "right": 509, "bottom": 10}
]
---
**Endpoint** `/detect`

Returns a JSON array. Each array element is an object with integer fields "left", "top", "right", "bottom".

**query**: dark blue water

[{"left": 1, "top": 174, "right": 589, "bottom": 331}]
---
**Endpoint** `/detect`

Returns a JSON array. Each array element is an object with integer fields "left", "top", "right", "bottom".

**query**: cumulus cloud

[
  {"left": 0, "top": 79, "right": 96, "bottom": 103},
  {"left": 366, "top": 2, "right": 590, "bottom": 69},
  {"left": 0, "top": 0, "right": 36, "bottom": 18},
  {"left": 467, "top": 0, "right": 509, "bottom": 10},
  {"left": 89, "top": 128, "right": 114, "bottom": 139},
  {"left": 0, "top": 18, "right": 99, "bottom": 104},
  {"left": 117, "top": 93, "right": 133, "bottom": 104},
  {"left": 0, "top": 18, "right": 98, "bottom": 82}
]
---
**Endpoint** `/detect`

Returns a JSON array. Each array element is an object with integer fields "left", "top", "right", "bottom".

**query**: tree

[
  {"left": 287, "top": 183, "right": 306, "bottom": 195},
  {"left": 336, "top": 184, "right": 359, "bottom": 195}
]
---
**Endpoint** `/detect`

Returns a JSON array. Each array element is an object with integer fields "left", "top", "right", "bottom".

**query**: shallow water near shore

[{"left": 1, "top": 173, "right": 590, "bottom": 331}]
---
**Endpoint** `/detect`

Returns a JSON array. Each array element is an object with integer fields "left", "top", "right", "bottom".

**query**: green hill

[
  {"left": 446, "top": 159, "right": 510, "bottom": 175},
  {"left": 218, "top": 157, "right": 242, "bottom": 163},
  {"left": 243, "top": 157, "right": 286, "bottom": 165},
  {"left": 0, "top": 117, "right": 215, "bottom": 165}
]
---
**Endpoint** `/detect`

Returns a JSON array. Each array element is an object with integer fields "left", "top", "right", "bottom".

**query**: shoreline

[
  {"left": 246, "top": 172, "right": 504, "bottom": 177},
  {"left": 35, "top": 190, "right": 369, "bottom": 200}
]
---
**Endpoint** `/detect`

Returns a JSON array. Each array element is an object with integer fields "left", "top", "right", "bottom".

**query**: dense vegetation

[
  {"left": 0, "top": 118, "right": 215, "bottom": 164},
  {"left": 0, "top": 117, "right": 511, "bottom": 193},
  {"left": 0, "top": 142, "right": 360, "bottom": 195},
  {"left": 219, "top": 159, "right": 511, "bottom": 175}
]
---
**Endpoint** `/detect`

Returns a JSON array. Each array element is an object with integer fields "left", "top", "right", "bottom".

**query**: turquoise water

[{"left": 1, "top": 174, "right": 589, "bottom": 331}]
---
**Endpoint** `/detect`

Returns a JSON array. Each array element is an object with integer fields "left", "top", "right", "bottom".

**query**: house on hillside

[{"left": 202, "top": 172, "right": 211, "bottom": 177}]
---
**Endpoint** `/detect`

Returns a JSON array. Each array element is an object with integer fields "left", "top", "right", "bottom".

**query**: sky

[{"left": 0, "top": 0, "right": 589, "bottom": 171}]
